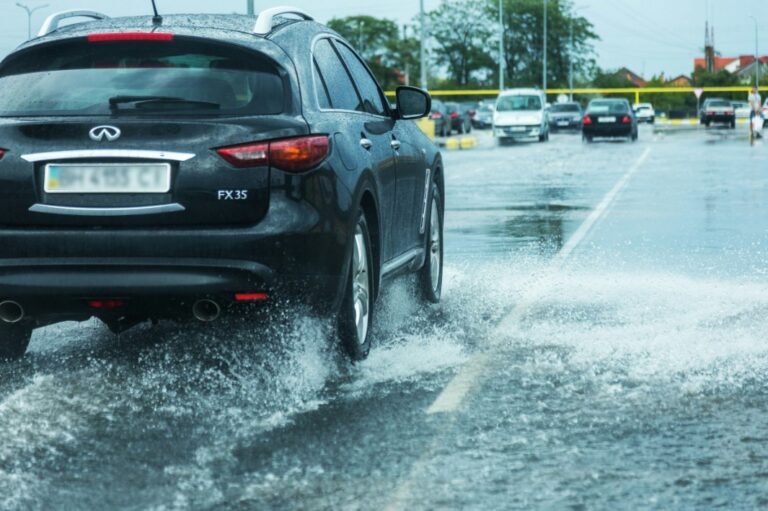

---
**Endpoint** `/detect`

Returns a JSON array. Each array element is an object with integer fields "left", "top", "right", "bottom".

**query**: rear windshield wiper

[{"left": 108, "top": 95, "right": 220, "bottom": 110}]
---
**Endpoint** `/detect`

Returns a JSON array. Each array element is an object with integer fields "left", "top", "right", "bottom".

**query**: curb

[{"left": 440, "top": 136, "right": 478, "bottom": 150}]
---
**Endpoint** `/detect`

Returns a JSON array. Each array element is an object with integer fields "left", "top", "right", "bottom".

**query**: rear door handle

[
  {"left": 360, "top": 138, "right": 373, "bottom": 150},
  {"left": 391, "top": 140, "right": 401, "bottom": 150}
]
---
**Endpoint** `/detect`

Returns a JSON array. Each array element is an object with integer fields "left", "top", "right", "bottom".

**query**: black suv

[{"left": 0, "top": 7, "right": 444, "bottom": 360}]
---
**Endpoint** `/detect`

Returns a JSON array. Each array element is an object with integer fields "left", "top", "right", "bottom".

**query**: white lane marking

[{"left": 426, "top": 147, "right": 652, "bottom": 414}]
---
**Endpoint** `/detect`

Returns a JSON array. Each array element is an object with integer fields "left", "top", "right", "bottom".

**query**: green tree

[
  {"left": 425, "top": 0, "right": 495, "bottom": 87},
  {"left": 495, "top": 0, "right": 598, "bottom": 89},
  {"left": 327, "top": 16, "right": 418, "bottom": 90}
]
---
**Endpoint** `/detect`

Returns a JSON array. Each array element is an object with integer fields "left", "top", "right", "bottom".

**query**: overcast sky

[{"left": 1, "top": 0, "right": 766, "bottom": 79}]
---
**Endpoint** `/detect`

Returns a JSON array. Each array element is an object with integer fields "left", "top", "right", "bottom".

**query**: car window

[
  {"left": 0, "top": 39, "right": 285, "bottom": 117},
  {"left": 496, "top": 95, "right": 542, "bottom": 112},
  {"left": 551, "top": 104, "right": 580, "bottom": 113},
  {"left": 312, "top": 38, "right": 360, "bottom": 111},
  {"left": 709, "top": 101, "right": 732, "bottom": 108},
  {"left": 588, "top": 101, "right": 629, "bottom": 114},
  {"left": 333, "top": 42, "right": 387, "bottom": 116},
  {"left": 313, "top": 60, "right": 332, "bottom": 109}
]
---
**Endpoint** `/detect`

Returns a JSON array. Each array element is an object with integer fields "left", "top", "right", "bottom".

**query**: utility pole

[
  {"left": 499, "top": 0, "right": 505, "bottom": 91},
  {"left": 749, "top": 16, "right": 759, "bottom": 88},
  {"left": 569, "top": 16, "right": 573, "bottom": 100},
  {"left": 543, "top": 0, "right": 548, "bottom": 93},
  {"left": 246, "top": 0, "right": 254, "bottom": 15},
  {"left": 420, "top": 0, "right": 427, "bottom": 89},
  {"left": 16, "top": 2, "right": 48, "bottom": 40}
]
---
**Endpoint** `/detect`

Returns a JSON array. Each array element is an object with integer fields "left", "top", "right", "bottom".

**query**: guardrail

[{"left": 386, "top": 86, "right": 766, "bottom": 105}]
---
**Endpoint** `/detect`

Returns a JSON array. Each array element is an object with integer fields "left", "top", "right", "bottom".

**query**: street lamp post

[
  {"left": 16, "top": 2, "right": 48, "bottom": 40},
  {"left": 543, "top": 0, "right": 548, "bottom": 93},
  {"left": 499, "top": 0, "right": 504, "bottom": 91},
  {"left": 420, "top": 0, "right": 427, "bottom": 90},
  {"left": 247, "top": 0, "right": 254, "bottom": 16},
  {"left": 749, "top": 15, "right": 759, "bottom": 88}
]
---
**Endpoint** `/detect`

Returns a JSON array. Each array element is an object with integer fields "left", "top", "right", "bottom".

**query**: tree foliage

[
  {"left": 426, "top": 0, "right": 495, "bottom": 86},
  {"left": 327, "top": 16, "right": 418, "bottom": 90}
]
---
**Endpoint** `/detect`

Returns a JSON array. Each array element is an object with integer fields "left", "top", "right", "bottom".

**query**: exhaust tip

[
  {"left": 0, "top": 301, "right": 24, "bottom": 324},
  {"left": 192, "top": 299, "right": 221, "bottom": 322}
]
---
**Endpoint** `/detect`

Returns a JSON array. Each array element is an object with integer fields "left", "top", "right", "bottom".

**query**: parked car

[
  {"left": 430, "top": 99, "right": 451, "bottom": 137},
  {"left": 731, "top": 101, "right": 751, "bottom": 119},
  {"left": 763, "top": 98, "right": 768, "bottom": 118},
  {"left": 582, "top": 98, "right": 638, "bottom": 142},
  {"left": 446, "top": 102, "right": 472, "bottom": 134},
  {"left": 493, "top": 89, "right": 550, "bottom": 143},
  {"left": 0, "top": 7, "right": 444, "bottom": 361},
  {"left": 633, "top": 102, "right": 655, "bottom": 123},
  {"left": 548, "top": 101, "right": 583, "bottom": 130},
  {"left": 473, "top": 104, "right": 494, "bottom": 129},
  {"left": 699, "top": 98, "right": 735, "bottom": 128}
]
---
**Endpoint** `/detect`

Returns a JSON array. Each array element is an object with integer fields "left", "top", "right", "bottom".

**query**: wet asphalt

[{"left": 2, "top": 124, "right": 768, "bottom": 510}]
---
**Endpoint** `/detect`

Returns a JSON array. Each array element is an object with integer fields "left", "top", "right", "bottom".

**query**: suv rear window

[{"left": 0, "top": 38, "right": 285, "bottom": 117}]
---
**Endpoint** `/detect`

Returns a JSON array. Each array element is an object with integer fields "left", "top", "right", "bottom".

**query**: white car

[
  {"left": 633, "top": 103, "right": 655, "bottom": 124},
  {"left": 493, "top": 88, "right": 549, "bottom": 143},
  {"left": 732, "top": 101, "right": 751, "bottom": 119},
  {"left": 763, "top": 98, "right": 768, "bottom": 118}
]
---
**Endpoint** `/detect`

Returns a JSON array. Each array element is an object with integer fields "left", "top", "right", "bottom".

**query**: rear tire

[
  {"left": 583, "top": 134, "right": 593, "bottom": 143},
  {"left": 419, "top": 181, "right": 443, "bottom": 303},
  {"left": 338, "top": 212, "right": 374, "bottom": 361},
  {"left": 0, "top": 323, "right": 33, "bottom": 361}
]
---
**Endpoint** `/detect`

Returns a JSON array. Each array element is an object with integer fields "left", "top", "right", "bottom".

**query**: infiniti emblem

[{"left": 89, "top": 125, "right": 121, "bottom": 142}]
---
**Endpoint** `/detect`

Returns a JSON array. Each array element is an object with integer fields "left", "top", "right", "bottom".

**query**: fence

[{"left": 386, "top": 86, "right": 765, "bottom": 106}]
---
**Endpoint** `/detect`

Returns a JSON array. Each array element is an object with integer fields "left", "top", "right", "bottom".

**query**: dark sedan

[
  {"left": 549, "top": 102, "right": 583, "bottom": 131},
  {"left": 582, "top": 99, "right": 638, "bottom": 142},
  {"left": 430, "top": 99, "right": 451, "bottom": 137}
]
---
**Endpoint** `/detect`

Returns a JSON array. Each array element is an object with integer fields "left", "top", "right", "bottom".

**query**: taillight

[
  {"left": 622, "top": 115, "right": 632, "bottom": 124},
  {"left": 450, "top": 112, "right": 460, "bottom": 119},
  {"left": 0, "top": 149, "right": 5, "bottom": 160},
  {"left": 707, "top": 111, "right": 715, "bottom": 116},
  {"left": 430, "top": 112, "right": 443, "bottom": 119},
  {"left": 217, "top": 142, "right": 269, "bottom": 168},
  {"left": 87, "top": 32, "right": 174, "bottom": 42},
  {"left": 234, "top": 292, "right": 269, "bottom": 302},
  {"left": 583, "top": 115, "right": 592, "bottom": 125},
  {"left": 216, "top": 135, "right": 329, "bottom": 172},
  {"left": 88, "top": 299, "right": 125, "bottom": 310},
  {"left": 270, "top": 136, "right": 329, "bottom": 172}
]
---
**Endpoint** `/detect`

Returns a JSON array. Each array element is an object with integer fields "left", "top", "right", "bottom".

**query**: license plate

[
  {"left": 598, "top": 116, "right": 616, "bottom": 123},
  {"left": 557, "top": 121, "right": 569, "bottom": 126},
  {"left": 44, "top": 163, "right": 171, "bottom": 194},
  {"left": 509, "top": 127, "right": 526, "bottom": 132}
]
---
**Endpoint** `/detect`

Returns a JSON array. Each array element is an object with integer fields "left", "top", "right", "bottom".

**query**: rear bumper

[
  {"left": 583, "top": 125, "right": 633, "bottom": 137},
  {"left": 702, "top": 115, "right": 734, "bottom": 124},
  {"left": 0, "top": 194, "right": 352, "bottom": 321}
]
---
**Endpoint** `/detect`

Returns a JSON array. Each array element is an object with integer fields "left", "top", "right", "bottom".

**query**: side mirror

[{"left": 395, "top": 86, "right": 431, "bottom": 120}]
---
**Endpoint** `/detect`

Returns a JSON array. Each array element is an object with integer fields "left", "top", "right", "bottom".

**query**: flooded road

[{"left": 2, "top": 126, "right": 768, "bottom": 510}]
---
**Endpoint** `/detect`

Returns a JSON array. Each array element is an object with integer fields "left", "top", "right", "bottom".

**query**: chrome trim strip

[
  {"left": 381, "top": 248, "right": 424, "bottom": 278},
  {"left": 38, "top": 10, "right": 109, "bottom": 37},
  {"left": 29, "top": 203, "right": 185, "bottom": 217},
  {"left": 21, "top": 150, "right": 195, "bottom": 163},
  {"left": 419, "top": 168, "right": 432, "bottom": 234}
]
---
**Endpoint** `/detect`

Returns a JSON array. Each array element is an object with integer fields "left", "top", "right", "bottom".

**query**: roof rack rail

[
  {"left": 38, "top": 10, "right": 109, "bottom": 37},
  {"left": 253, "top": 6, "right": 313, "bottom": 35}
]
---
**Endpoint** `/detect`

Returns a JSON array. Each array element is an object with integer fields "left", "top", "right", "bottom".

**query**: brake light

[
  {"left": 583, "top": 115, "right": 592, "bottom": 125},
  {"left": 0, "top": 149, "right": 5, "bottom": 160},
  {"left": 622, "top": 115, "right": 632, "bottom": 124},
  {"left": 88, "top": 299, "right": 125, "bottom": 310},
  {"left": 430, "top": 112, "right": 443, "bottom": 119},
  {"left": 234, "top": 292, "right": 269, "bottom": 302},
  {"left": 216, "top": 135, "right": 329, "bottom": 172},
  {"left": 270, "top": 136, "right": 329, "bottom": 172},
  {"left": 87, "top": 32, "right": 175, "bottom": 42},
  {"left": 450, "top": 112, "right": 460, "bottom": 119}
]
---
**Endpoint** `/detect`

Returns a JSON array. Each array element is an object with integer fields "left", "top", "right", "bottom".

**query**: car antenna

[{"left": 151, "top": 0, "right": 163, "bottom": 26}]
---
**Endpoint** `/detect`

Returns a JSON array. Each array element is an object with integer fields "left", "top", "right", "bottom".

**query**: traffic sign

[{"left": 694, "top": 88, "right": 704, "bottom": 99}]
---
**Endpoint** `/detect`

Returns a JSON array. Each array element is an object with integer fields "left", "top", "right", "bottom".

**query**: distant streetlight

[
  {"left": 499, "top": 0, "right": 504, "bottom": 90},
  {"left": 420, "top": 0, "right": 427, "bottom": 89},
  {"left": 16, "top": 2, "right": 48, "bottom": 40},
  {"left": 246, "top": 0, "right": 254, "bottom": 16},
  {"left": 749, "top": 15, "right": 759, "bottom": 88},
  {"left": 543, "top": 0, "right": 548, "bottom": 93}
]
